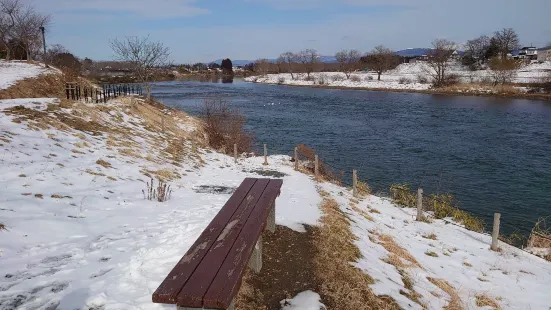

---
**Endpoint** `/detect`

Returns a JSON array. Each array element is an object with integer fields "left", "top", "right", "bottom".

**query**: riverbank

[
  {"left": 244, "top": 62, "right": 551, "bottom": 101},
  {"left": 246, "top": 76, "right": 551, "bottom": 101}
]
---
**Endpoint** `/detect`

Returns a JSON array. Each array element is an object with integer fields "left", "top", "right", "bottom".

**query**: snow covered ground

[
  {"left": 321, "top": 181, "right": 551, "bottom": 309},
  {"left": 245, "top": 61, "right": 551, "bottom": 91},
  {"left": 1, "top": 60, "right": 550, "bottom": 309},
  {"left": 0, "top": 61, "right": 53, "bottom": 90}
]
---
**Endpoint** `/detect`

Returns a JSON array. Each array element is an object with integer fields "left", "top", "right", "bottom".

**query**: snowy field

[
  {"left": 0, "top": 61, "right": 53, "bottom": 90},
  {"left": 245, "top": 61, "right": 551, "bottom": 91}
]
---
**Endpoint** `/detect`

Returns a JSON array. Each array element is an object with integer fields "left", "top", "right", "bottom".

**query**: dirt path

[{"left": 236, "top": 225, "right": 321, "bottom": 310}]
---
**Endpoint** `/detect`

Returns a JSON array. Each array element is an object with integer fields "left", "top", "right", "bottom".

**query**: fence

[
  {"left": 245, "top": 142, "right": 550, "bottom": 256},
  {"left": 65, "top": 83, "right": 143, "bottom": 103}
]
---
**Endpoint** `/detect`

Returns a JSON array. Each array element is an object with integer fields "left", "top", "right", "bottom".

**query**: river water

[{"left": 152, "top": 79, "right": 551, "bottom": 236}]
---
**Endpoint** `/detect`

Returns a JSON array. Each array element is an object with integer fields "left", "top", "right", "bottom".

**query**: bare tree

[
  {"left": 254, "top": 58, "right": 271, "bottom": 76},
  {"left": 0, "top": 0, "right": 49, "bottom": 61},
  {"left": 278, "top": 52, "right": 296, "bottom": 79},
  {"left": 363, "top": 46, "right": 398, "bottom": 81},
  {"left": 110, "top": 36, "right": 170, "bottom": 100},
  {"left": 493, "top": 28, "right": 520, "bottom": 58},
  {"left": 465, "top": 35, "right": 491, "bottom": 66},
  {"left": 489, "top": 57, "right": 521, "bottom": 85},
  {"left": 426, "top": 39, "right": 456, "bottom": 87},
  {"left": 296, "top": 49, "right": 319, "bottom": 79},
  {"left": 335, "top": 49, "right": 361, "bottom": 79}
]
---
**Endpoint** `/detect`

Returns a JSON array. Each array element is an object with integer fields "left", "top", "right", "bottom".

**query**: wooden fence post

[
  {"left": 234, "top": 143, "right": 238, "bottom": 163},
  {"left": 491, "top": 213, "right": 501, "bottom": 251},
  {"left": 416, "top": 188, "right": 423, "bottom": 221},
  {"left": 353, "top": 170, "right": 358, "bottom": 197},
  {"left": 294, "top": 147, "right": 298, "bottom": 171},
  {"left": 314, "top": 155, "right": 319, "bottom": 179},
  {"left": 263, "top": 144, "right": 268, "bottom": 165}
]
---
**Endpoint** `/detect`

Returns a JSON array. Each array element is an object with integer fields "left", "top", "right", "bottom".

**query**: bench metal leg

[
  {"left": 266, "top": 204, "right": 275, "bottom": 233},
  {"left": 177, "top": 300, "right": 234, "bottom": 310},
  {"left": 248, "top": 236, "right": 262, "bottom": 273}
]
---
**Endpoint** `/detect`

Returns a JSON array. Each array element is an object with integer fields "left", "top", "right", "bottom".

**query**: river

[{"left": 152, "top": 78, "right": 551, "bottom": 236}]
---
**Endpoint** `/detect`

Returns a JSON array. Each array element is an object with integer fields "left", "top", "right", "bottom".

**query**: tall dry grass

[{"left": 313, "top": 190, "right": 400, "bottom": 309}]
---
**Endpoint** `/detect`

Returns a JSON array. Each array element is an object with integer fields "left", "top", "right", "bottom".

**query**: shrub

[
  {"left": 416, "top": 75, "right": 429, "bottom": 84},
  {"left": 350, "top": 75, "right": 361, "bottom": 82},
  {"left": 398, "top": 77, "right": 411, "bottom": 84},
  {"left": 304, "top": 75, "right": 315, "bottom": 82},
  {"left": 366, "top": 76, "right": 374, "bottom": 81},
  {"left": 143, "top": 178, "right": 172, "bottom": 202},
  {"left": 277, "top": 76, "right": 286, "bottom": 84},
  {"left": 200, "top": 98, "right": 253, "bottom": 153},
  {"left": 0, "top": 222, "right": 5, "bottom": 231},
  {"left": 489, "top": 57, "right": 522, "bottom": 85},
  {"left": 331, "top": 74, "right": 345, "bottom": 82},
  {"left": 356, "top": 180, "right": 371, "bottom": 197},
  {"left": 444, "top": 74, "right": 460, "bottom": 86},
  {"left": 389, "top": 184, "right": 484, "bottom": 232}
]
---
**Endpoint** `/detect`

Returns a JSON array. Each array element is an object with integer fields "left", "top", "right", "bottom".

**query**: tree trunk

[
  {"left": 378, "top": 72, "right": 382, "bottom": 81},
  {"left": 145, "top": 84, "right": 152, "bottom": 101},
  {"left": 5, "top": 48, "right": 11, "bottom": 61}
]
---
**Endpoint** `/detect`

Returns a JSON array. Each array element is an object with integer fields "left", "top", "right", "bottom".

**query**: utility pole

[{"left": 39, "top": 26, "right": 48, "bottom": 68}]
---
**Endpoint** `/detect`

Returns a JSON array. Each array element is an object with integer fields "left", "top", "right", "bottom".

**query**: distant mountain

[
  {"left": 394, "top": 48, "right": 432, "bottom": 57},
  {"left": 209, "top": 56, "right": 338, "bottom": 66}
]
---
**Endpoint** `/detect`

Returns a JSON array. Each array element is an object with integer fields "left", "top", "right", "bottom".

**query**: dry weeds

[
  {"left": 312, "top": 190, "right": 400, "bottom": 309},
  {"left": 475, "top": 294, "right": 501, "bottom": 309},
  {"left": 427, "top": 277, "right": 463, "bottom": 310},
  {"left": 96, "top": 159, "right": 112, "bottom": 169},
  {"left": 422, "top": 233, "right": 438, "bottom": 240},
  {"left": 376, "top": 234, "right": 423, "bottom": 269}
]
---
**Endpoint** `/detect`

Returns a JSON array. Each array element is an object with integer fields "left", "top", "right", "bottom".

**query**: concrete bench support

[
  {"left": 248, "top": 236, "right": 263, "bottom": 273},
  {"left": 266, "top": 204, "right": 275, "bottom": 233}
]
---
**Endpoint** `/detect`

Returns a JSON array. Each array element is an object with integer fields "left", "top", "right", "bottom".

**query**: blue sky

[{"left": 35, "top": 0, "right": 551, "bottom": 64}]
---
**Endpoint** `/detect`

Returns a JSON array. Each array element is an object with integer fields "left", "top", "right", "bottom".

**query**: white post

[
  {"left": 416, "top": 188, "right": 423, "bottom": 221},
  {"left": 294, "top": 147, "right": 299, "bottom": 171},
  {"left": 263, "top": 144, "right": 268, "bottom": 165},
  {"left": 234, "top": 143, "right": 238, "bottom": 163},
  {"left": 353, "top": 170, "right": 358, "bottom": 198},
  {"left": 314, "top": 155, "right": 319, "bottom": 179},
  {"left": 491, "top": 213, "right": 501, "bottom": 251}
]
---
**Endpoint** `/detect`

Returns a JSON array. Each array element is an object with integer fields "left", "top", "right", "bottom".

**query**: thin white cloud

[{"left": 34, "top": 0, "right": 209, "bottom": 18}]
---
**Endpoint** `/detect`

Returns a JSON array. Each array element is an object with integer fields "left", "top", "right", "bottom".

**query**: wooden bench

[{"left": 152, "top": 178, "right": 283, "bottom": 310}]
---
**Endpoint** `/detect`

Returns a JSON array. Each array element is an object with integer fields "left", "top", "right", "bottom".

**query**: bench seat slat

[
  {"left": 152, "top": 178, "right": 258, "bottom": 304},
  {"left": 176, "top": 179, "right": 271, "bottom": 307},
  {"left": 203, "top": 179, "right": 283, "bottom": 309}
]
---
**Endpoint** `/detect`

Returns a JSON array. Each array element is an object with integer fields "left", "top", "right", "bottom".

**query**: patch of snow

[
  {"left": 0, "top": 61, "right": 52, "bottom": 90},
  {"left": 280, "top": 291, "right": 326, "bottom": 310}
]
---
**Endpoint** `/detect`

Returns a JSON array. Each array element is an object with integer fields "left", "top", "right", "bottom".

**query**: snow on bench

[{"left": 152, "top": 178, "right": 283, "bottom": 310}]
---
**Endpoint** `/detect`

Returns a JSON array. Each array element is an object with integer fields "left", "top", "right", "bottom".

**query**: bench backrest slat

[
  {"left": 203, "top": 179, "right": 283, "bottom": 308},
  {"left": 152, "top": 178, "right": 258, "bottom": 304},
  {"left": 176, "top": 179, "right": 271, "bottom": 307}
]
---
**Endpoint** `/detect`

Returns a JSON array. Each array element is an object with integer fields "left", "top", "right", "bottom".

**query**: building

[
  {"left": 516, "top": 46, "right": 538, "bottom": 60},
  {"left": 537, "top": 47, "right": 551, "bottom": 62}
]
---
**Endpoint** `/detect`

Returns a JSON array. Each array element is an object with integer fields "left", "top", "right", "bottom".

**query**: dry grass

[
  {"left": 0, "top": 222, "right": 5, "bottom": 231},
  {"left": 0, "top": 74, "right": 66, "bottom": 100},
  {"left": 356, "top": 180, "right": 371, "bottom": 197},
  {"left": 313, "top": 190, "right": 399, "bottom": 309},
  {"left": 377, "top": 234, "right": 423, "bottom": 269},
  {"left": 51, "top": 194, "right": 73, "bottom": 199},
  {"left": 96, "top": 159, "right": 112, "bottom": 168},
  {"left": 34, "top": 194, "right": 43, "bottom": 199},
  {"left": 425, "top": 251, "right": 439, "bottom": 257},
  {"left": 427, "top": 277, "right": 463, "bottom": 310},
  {"left": 475, "top": 294, "right": 501, "bottom": 309},
  {"left": 423, "top": 233, "right": 438, "bottom": 240},
  {"left": 462, "top": 262, "right": 472, "bottom": 267}
]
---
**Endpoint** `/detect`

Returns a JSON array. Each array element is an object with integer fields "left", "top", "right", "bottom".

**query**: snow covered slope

[
  {"left": 0, "top": 61, "right": 52, "bottom": 90},
  {"left": 0, "top": 97, "right": 320, "bottom": 309}
]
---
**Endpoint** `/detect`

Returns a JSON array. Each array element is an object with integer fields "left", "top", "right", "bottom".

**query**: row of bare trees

[
  {"left": 254, "top": 47, "right": 401, "bottom": 81},
  {"left": 464, "top": 28, "right": 521, "bottom": 68},
  {"left": 0, "top": 0, "right": 50, "bottom": 60}
]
